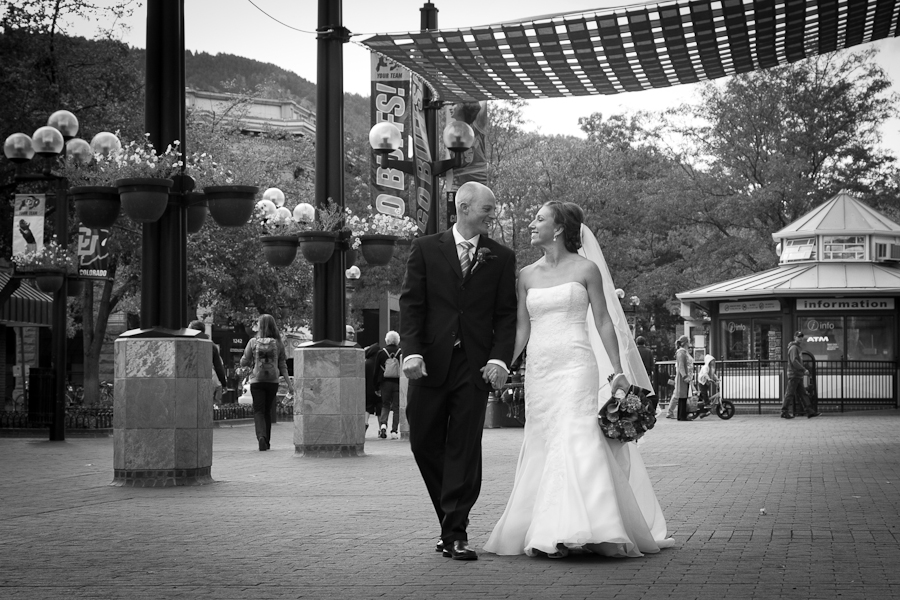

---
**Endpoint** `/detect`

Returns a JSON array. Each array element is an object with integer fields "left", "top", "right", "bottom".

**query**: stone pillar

[
  {"left": 111, "top": 336, "right": 215, "bottom": 487},
  {"left": 293, "top": 346, "right": 365, "bottom": 457}
]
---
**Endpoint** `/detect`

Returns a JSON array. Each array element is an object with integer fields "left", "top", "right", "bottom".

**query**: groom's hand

[
  {"left": 403, "top": 357, "right": 427, "bottom": 380},
  {"left": 481, "top": 364, "right": 508, "bottom": 390}
]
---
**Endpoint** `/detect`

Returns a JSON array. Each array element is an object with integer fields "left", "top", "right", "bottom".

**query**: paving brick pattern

[{"left": 2, "top": 411, "right": 900, "bottom": 599}]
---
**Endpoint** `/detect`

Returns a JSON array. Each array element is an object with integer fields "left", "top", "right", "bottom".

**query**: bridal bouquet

[{"left": 598, "top": 385, "right": 656, "bottom": 443}]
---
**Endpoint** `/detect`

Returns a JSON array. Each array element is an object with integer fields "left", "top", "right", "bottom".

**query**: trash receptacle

[{"left": 28, "top": 367, "right": 55, "bottom": 426}]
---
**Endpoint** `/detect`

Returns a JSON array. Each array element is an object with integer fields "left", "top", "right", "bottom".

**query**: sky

[{"left": 63, "top": 0, "right": 900, "bottom": 154}]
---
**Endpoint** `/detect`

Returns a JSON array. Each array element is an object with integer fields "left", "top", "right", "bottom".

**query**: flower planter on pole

[
  {"left": 70, "top": 186, "right": 121, "bottom": 228},
  {"left": 115, "top": 177, "right": 173, "bottom": 223},
  {"left": 261, "top": 235, "right": 300, "bottom": 267},
  {"left": 186, "top": 192, "right": 208, "bottom": 234},
  {"left": 359, "top": 234, "right": 398, "bottom": 266},
  {"left": 33, "top": 268, "right": 65, "bottom": 294},
  {"left": 298, "top": 231, "right": 337, "bottom": 264},
  {"left": 204, "top": 185, "right": 259, "bottom": 227}
]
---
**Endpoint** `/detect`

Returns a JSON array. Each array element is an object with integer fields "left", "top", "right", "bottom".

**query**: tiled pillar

[
  {"left": 293, "top": 346, "right": 365, "bottom": 457},
  {"left": 111, "top": 337, "right": 215, "bottom": 487}
]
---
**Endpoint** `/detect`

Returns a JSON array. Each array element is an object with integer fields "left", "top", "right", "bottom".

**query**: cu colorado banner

[
  {"left": 370, "top": 54, "right": 410, "bottom": 218},
  {"left": 410, "top": 74, "right": 432, "bottom": 235}
]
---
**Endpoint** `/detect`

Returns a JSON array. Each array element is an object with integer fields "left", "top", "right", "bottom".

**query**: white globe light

[
  {"left": 4, "top": 133, "right": 35, "bottom": 163},
  {"left": 345, "top": 265, "right": 361, "bottom": 280},
  {"left": 256, "top": 199, "right": 277, "bottom": 216},
  {"left": 48, "top": 110, "right": 79, "bottom": 139},
  {"left": 66, "top": 138, "right": 93, "bottom": 165},
  {"left": 369, "top": 122, "right": 402, "bottom": 151},
  {"left": 90, "top": 131, "right": 121, "bottom": 157},
  {"left": 442, "top": 121, "right": 475, "bottom": 150},
  {"left": 275, "top": 206, "right": 292, "bottom": 220},
  {"left": 293, "top": 202, "right": 315, "bottom": 223},
  {"left": 615, "top": 288, "right": 625, "bottom": 299},
  {"left": 263, "top": 187, "right": 285, "bottom": 207},
  {"left": 32, "top": 126, "right": 64, "bottom": 156}
]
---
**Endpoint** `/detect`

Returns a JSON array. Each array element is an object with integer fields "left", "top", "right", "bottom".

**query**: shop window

[
  {"left": 781, "top": 237, "right": 816, "bottom": 263},
  {"left": 822, "top": 235, "right": 865, "bottom": 261},
  {"left": 846, "top": 316, "right": 894, "bottom": 361},
  {"left": 721, "top": 318, "right": 751, "bottom": 360},
  {"left": 753, "top": 319, "right": 783, "bottom": 362},
  {"left": 799, "top": 317, "right": 844, "bottom": 360}
]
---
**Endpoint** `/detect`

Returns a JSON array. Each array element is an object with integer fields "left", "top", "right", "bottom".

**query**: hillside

[{"left": 131, "top": 48, "right": 372, "bottom": 140}]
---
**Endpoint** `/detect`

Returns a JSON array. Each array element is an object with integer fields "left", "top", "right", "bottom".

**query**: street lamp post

[
  {"left": 3, "top": 110, "right": 90, "bottom": 441},
  {"left": 368, "top": 120, "right": 475, "bottom": 179}
]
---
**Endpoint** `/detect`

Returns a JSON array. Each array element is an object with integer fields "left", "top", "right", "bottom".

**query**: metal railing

[{"left": 654, "top": 359, "right": 897, "bottom": 414}]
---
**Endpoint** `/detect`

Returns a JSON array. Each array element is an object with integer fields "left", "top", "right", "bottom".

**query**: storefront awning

[
  {"left": 677, "top": 261, "right": 900, "bottom": 302},
  {"left": 0, "top": 273, "right": 52, "bottom": 327},
  {"left": 359, "top": 0, "right": 900, "bottom": 102}
]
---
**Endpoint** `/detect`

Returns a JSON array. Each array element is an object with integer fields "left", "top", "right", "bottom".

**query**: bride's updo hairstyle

[{"left": 543, "top": 201, "right": 584, "bottom": 253}]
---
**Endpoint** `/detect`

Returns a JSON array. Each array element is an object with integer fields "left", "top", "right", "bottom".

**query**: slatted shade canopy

[{"left": 359, "top": 0, "right": 900, "bottom": 102}]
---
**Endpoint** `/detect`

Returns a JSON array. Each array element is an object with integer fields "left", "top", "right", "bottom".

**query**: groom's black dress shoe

[
  {"left": 442, "top": 540, "right": 478, "bottom": 560},
  {"left": 435, "top": 539, "right": 444, "bottom": 552}
]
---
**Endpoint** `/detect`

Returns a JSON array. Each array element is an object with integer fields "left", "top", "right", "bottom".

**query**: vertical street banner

[
  {"left": 370, "top": 54, "right": 411, "bottom": 219},
  {"left": 443, "top": 101, "right": 489, "bottom": 191},
  {"left": 12, "top": 194, "right": 45, "bottom": 255},
  {"left": 77, "top": 226, "right": 110, "bottom": 278},
  {"left": 410, "top": 74, "right": 432, "bottom": 235}
]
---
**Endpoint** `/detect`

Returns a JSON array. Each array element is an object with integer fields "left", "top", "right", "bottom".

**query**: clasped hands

[{"left": 402, "top": 357, "right": 507, "bottom": 390}]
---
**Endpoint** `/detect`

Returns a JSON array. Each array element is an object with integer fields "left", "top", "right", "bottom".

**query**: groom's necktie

[{"left": 458, "top": 240, "right": 474, "bottom": 276}]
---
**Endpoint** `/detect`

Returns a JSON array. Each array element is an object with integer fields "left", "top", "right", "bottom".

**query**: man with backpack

[{"left": 375, "top": 330, "right": 403, "bottom": 439}]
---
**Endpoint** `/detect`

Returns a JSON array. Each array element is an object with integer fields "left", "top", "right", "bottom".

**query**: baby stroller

[{"left": 687, "top": 382, "right": 735, "bottom": 420}]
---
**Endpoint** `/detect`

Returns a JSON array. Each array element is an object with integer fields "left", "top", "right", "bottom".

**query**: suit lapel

[
  {"left": 466, "top": 238, "right": 488, "bottom": 279},
  {"left": 439, "top": 229, "right": 464, "bottom": 279}
]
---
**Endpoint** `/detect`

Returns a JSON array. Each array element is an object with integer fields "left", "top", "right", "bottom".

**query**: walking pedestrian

[
  {"left": 781, "top": 331, "right": 820, "bottom": 419},
  {"left": 240, "top": 314, "right": 294, "bottom": 451},
  {"left": 375, "top": 331, "right": 402, "bottom": 439},
  {"left": 364, "top": 342, "right": 383, "bottom": 432},
  {"left": 666, "top": 335, "right": 693, "bottom": 420},
  {"left": 188, "top": 320, "right": 227, "bottom": 402}
]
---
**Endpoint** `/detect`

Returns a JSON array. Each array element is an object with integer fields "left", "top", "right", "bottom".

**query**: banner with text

[
  {"left": 77, "top": 226, "right": 110, "bottom": 278},
  {"left": 370, "top": 54, "right": 411, "bottom": 219},
  {"left": 410, "top": 74, "right": 432, "bottom": 235},
  {"left": 12, "top": 194, "right": 45, "bottom": 256},
  {"left": 443, "top": 101, "right": 488, "bottom": 191}
]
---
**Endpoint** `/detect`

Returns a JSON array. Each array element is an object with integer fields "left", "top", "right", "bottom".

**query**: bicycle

[{"left": 687, "top": 383, "right": 735, "bottom": 420}]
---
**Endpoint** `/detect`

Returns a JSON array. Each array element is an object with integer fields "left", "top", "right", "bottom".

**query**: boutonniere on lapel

[{"left": 471, "top": 247, "right": 496, "bottom": 273}]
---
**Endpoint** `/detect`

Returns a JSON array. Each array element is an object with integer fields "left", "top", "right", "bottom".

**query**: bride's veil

[{"left": 578, "top": 223, "right": 654, "bottom": 402}]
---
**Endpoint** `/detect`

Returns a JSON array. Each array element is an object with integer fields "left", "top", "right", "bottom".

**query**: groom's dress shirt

[{"left": 403, "top": 225, "right": 508, "bottom": 375}]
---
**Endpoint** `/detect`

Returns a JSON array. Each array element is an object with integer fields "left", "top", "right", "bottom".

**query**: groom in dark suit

[{"left": 400, "top": 181, "right": 517, "bottom": 560}]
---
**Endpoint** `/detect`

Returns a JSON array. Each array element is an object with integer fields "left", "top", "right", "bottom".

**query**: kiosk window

[
  {"left": 721, "top": 319, "right": 751, "bottom": 360},
  {"left": 846, "top": 316, "right": 894, "bottom": 361}
]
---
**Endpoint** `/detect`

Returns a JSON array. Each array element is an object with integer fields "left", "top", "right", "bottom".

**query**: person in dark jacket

[
  {"left": 781, "top": 331, "right": 820, "bottom": 419},
  {"left": 375, "top": 331, "right": 403, "bottom": 439},
  {"left": 188, "top": 320, "right": 227, "bottom": 401},
  {"left": 364, "top": 342, "right": 383, "bottom": 432}
]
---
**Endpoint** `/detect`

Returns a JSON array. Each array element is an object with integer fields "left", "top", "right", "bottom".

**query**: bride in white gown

[{"left": 484, "top": 201, "right": 674, "bottom": 558}]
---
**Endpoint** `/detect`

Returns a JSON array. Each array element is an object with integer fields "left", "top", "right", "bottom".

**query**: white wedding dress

[{"left": 484, "top": 281, "right": 674, "bottom": 557}]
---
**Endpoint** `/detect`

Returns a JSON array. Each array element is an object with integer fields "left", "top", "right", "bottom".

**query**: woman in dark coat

[{"left": 364, "top": 342, "right": 383, "bottom": 431}]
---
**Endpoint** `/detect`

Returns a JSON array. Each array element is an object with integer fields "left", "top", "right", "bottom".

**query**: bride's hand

[{"left": 609, "top": 373, "right": 630, "bottom": 396}]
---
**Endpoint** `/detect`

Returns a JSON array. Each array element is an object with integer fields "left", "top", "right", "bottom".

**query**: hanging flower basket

[
  {"left": 261, "top": 235, "right": 300, "bottom": 267},
  {"left": 32, "top": 267, "right": 65, "bottom": 294},
  {"left": 359, "top": 234, "right": 398, "bottom": 266},
  {"left": 297, "top": 231, "right": 337, "bottom": 264},
  {"left": 115, "top": 177, "right": 173, "bottom": 223},
  {"left": 203, "top": 185, "right": 259, "bottom": 227},
  {"left": 70, "top": 186, "right": 121, "bottom": 228},
  {"left": 186, "top": 193, "right": 208, "bottom": 234},
  {"left": 66, "top": 276, "right": 84, "bottom": 297}
]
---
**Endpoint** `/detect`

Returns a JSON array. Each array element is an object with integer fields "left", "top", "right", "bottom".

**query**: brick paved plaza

[{"left": 2, "top": 410, "right": 899, "bottom": 599}]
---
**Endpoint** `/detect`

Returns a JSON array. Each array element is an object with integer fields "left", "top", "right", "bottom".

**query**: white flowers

[{"left": 346, "top": 211, "right": 417, "bottom": 238}]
